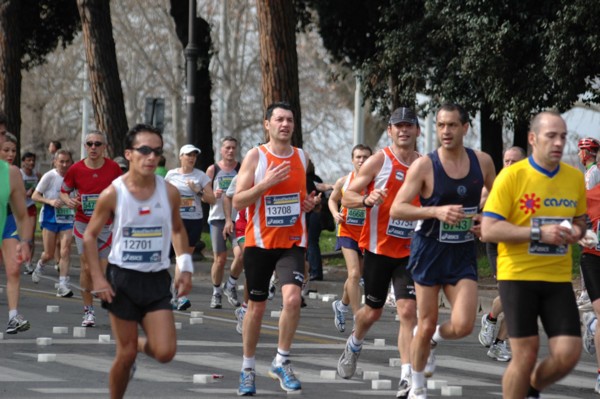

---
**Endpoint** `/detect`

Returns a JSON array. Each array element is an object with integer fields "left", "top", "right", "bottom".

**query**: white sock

[
  {"left": 432, "top": 325, "right": 444, "bottom": 343},
  {"left": 411, "top": 370, "right": 425, "bottom": 389},
  {"left": 401, "top": 363, "right": 411, "bottom": 379},
  {"left": 59, "top": 276, "right": 67, "bottom": 284},
  {"left": 8, "top": 309, "right": 17, "bottom": 320},
  {"left": 213, "top": 285, "right": 222, "bottom": 295},
  {"left": 227, "top": 276, "right": 237, "bottom": 287},
  {"left": 338, "top": 301, "right": 349, "bottom": 311},
  {"left": 275, "top": 348, "right": 289, "bottom": 365},
  {"left": 350, "top": 334, "right": 363, "bottom": 350},
  {"left": 242, "top": 356, "right": 255, "bottom": 371}
]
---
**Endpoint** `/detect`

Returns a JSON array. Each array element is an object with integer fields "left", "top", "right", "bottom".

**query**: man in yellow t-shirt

[{"left": 482, "top": 111, "right": 587, "bottom": 399}]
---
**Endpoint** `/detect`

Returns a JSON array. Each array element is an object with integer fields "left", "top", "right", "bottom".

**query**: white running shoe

[
  {"left": 408, "top": 387, "right": 427, "bottom": 399},
  {"left": 424, "top": 341, "right": 437, "bottom": 378},
  {"left": 594, "top": 373, "right": 600, "bottom": 393},
  {"left": 235, "top": 306, "right": 246, "bottom": 335},
  {"left": 56, "top": 283, "right": 73, "bottom": 298},
  {"left": 478, "top": 314, "right": 496, "bottom": 348},
  {"left": 583, "top": 311, "right": 597, "bottom": 355},
  {"left": 81, "top": 311, "right": 96, "bottom": 327},
  {"left": 337, "top": 335, "right": 361, "bottom": 379},
  {"left": 223, "top": 283, "right": 240, "bottom": 307},
  {"left": 578, "top": 290, "right": 593, "bottom": 312},
  {"left": 31, "top": 261, "right": 44, "bottom": 283},
  {"left": 332, "top": 300, "right": 347, "bottom": 333},
  {"left": 487, "top": 340, "right": 512, "bottom": 362}
]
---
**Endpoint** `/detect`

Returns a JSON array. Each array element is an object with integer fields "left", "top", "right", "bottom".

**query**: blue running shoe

[
  {"left": 238, "top": 368, "right": 256, "bottom": 396},
  {"left": 268, "top": 359, "right": 301, "bottom": 393}
]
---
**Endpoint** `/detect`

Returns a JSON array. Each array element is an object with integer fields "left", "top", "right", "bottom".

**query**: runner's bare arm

[{"left": 342, "top": 152, "right": 384, "bottom": 209}]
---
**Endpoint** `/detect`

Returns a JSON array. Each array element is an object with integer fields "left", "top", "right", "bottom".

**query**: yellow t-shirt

[{"left": 483, "top": 157, "right": 586, "bottom": 282}]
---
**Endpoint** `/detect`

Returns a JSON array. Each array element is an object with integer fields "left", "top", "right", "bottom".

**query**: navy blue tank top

[{"left": 416, "top": 148, "right": 483, "bottom": 243}]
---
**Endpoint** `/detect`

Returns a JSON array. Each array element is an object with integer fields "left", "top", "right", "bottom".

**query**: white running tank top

[{"left": 108, "top": 175, "right": 172, "bottom": 272}]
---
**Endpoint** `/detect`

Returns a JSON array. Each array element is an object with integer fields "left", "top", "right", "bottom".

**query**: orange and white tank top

[
  {"left": 584, "top": 184, "right": 600, "bottom": 257},
  {"left": 337, "top": 171, "right": 366, "bottom": 241},
  {"left": 359, "top": 147, "right": 420, "bottom": 258},
  {"left": 245, "top": 145, "right": 307, "bottom": 249}
]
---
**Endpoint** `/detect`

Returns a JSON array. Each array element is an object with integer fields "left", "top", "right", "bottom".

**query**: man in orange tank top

[
  {"left": 233, "top": 102, "right": 320, "bottom": 395},
  {"left": 336, "top": 107, "right": 421, "bottom": 398},
  {"left": 328, "top": 144, "right": 372, "bottom": 333}
]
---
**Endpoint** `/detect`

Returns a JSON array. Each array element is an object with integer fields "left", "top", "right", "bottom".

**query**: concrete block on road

[
  {"left": 38, "top": 353, "right": 56, "bottom": 362},
  {"left": 193, "top": 374, "right": 217, "bottom": 384},
  {"left": 428, "top": 380, "right": 448, "bottom": 389},
  {"left": 363, "top": 371, "right": 379, "bottom": 380},
  {"left": 355, "top": 367, "right": 363, "bottom": 376},
  {"left": 395, "top": 314, "right": 400, "bottom": 321},
  {"left": 73, "top": 327, "right": 86, "bottom": 338},
  {"left": 441, "top": 386, "right": 462, "bottom": 396},
  {"left": 320, "top": 370, "right": 337, "bottom": 380},
  {"left": 373, "top": 338, "right": 385, "bottom": 346},
  {"left": 371, "top": 379, "right": 391, "bottom": 390},
  {"left": 389, "top": 358, "right": 401, "bottom": 367},
  {"left": 174, "top": 322, "right": 182, "bottom": 330},
  {"left": 98, "top": 334, "right": 111, "bottom": 343},
  {"left": 36, "top": 337, "right": 52, "bottom": 346},
  {"left": 190, "top": 318, "right": 203, "bottom": 324},
  {"left": 321, "top": 294, "right": 337, "bottom": 302},
  {"left": 270, "top": 311, "right": 281, "bottom": 318},
  {"left": 52, "top": 326, "right": 68, "bottom": 334},
  {"left": 46, "top": 305, "right": 59, "bottom": 313},
  {"left": 190, "top": 311, "right": 204, "bottom": 318},
  {"left": 308, "top": 292, "right": 318, "bottom": 299}
]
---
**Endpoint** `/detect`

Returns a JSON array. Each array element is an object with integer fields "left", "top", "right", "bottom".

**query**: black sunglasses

[
  {"left": 132, "top": 146, "right": 163, "bottom": 156},
  {"left": 86, "top": 141, "right": 104, "bottom": 148}
]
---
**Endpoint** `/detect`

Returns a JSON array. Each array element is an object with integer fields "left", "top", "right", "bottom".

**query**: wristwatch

[{"left": 531, "top": 226, "right": 541, "bottom": 241}]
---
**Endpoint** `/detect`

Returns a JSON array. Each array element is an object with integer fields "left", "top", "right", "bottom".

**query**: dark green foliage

[{"left": 20, "top": 0, "right": 81, "bottom": 69}]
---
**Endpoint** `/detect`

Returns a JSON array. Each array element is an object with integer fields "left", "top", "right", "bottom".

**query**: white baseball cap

[{"left": 179, "top": 144, "right": 201, "bottom": 156}]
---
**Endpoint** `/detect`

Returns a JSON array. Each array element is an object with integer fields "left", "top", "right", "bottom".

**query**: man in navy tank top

[{"left": 391, "top": 103, "right": 496, "bottom": 399}]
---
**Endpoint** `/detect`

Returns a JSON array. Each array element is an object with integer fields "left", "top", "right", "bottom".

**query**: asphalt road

[{"left": 0, "top": 251, "right": 598, "bottom": 399}]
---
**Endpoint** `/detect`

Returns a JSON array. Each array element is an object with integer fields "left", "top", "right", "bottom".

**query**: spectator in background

[
  {"left": 155, "top": 155, "right": 167, "bottom": 178},
  {"left": 113, "top": 156, "right": 128, "bottom": 173},
  {"left": 48, "top": 141, "right": 61, "bottom": 156},
  {"left": 306, "top": 160, "right": 332, "bottom": 281}
]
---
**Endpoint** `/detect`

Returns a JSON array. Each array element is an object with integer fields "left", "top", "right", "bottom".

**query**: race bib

[
  {"left": 81, "top": 194, "right": 99, "bottom": 216},
  {"left": 179, "top": 195, "right": 196, "bottom": 215},
  {"left": 121, "top": 226, "right": 163, "bottom": 263},
  {"left": 55, "top": 206, "right": 75, "bottom": 224},
  {"left": 264, "top": 193, "right": 300, "bottom": 227},
  {"left": 217, "top": 176, "right": 234, "bottom": 190},
  {"left": 439, "top": 206, "right": 478, "bottom": 243},
  {"left": 346, "top": 208, "right": 366, "bottom": 226},
  {"left": 529, "top": 217, "right": 570, "bottom": 256},
  {"left": 387, "top": 218, "right": 416, "bottom": 239}
]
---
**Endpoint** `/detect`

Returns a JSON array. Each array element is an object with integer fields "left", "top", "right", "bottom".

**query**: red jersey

[
  {"left": 245, "top": 145, "right": 307, "bottom": 249},
  {"left": 359, "top": 147, "right": 420, "bottom": 258},
  {"left": 61, "top": 157, "right": 122, "bottom": 223}
]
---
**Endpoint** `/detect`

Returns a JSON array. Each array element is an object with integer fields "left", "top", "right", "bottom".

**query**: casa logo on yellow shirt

[{"left": 519, "top": 193, "right": 541, "bottom": 215}]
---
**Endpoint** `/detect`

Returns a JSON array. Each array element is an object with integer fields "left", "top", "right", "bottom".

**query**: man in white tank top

[{"left": 83, "top": 124, "right": 192, "bottom": 399}]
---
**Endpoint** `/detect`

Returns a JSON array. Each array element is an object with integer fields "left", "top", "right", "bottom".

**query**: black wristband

[{"left": 362, "top": 195, "right": 373, "bottom": 208}]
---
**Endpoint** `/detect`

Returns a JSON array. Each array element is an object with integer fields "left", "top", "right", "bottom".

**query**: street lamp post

[{"left": 184, "top": 0, "right": 198, "bottom": 145}]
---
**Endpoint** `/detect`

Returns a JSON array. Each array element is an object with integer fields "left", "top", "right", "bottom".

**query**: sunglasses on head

[
  {"left": 133, "top": 146, "right": 163, "bottom": 156},
  {"left": 86, "top": 141, "right": 104, "bottom": 148}
]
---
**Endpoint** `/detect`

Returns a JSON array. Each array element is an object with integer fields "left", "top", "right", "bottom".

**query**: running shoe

[
  {"left": 177, "top": 297, "right": 191, "bottom": 311},
  {"left": 6, "top": 314, "right": 30, "bottom": 334},
  {"left": 408, "top": 387, "right": 427, "bottom": 399},
  {"left": 595, "top": 373, "right": 600, "bottom": 394},
  {"left": 56, "top": 283, "right": 74, "bottom": 298},
  {"left": 235, "top": 306, "right": 246, "bottom": 335},
  {"left": 397, "top": 377, "right": 412, "bottom": 398},
  {"left": 81, "top": 310, "right": 96, "bottom": 327},
  {"left": 210, "top": 293, "right": 222, "bottom": 309},
  {"left": 31, "top": 261, "right": 44, "bottom": 283},
  {"left": 386, "top": 290, "right": 396, "bottom": 308},
  {"left": 424, "top": 340, "right": 437, "bottom": 378},
  {"left": 332, "top": 300, "right": 347, "bottom": 333},
  {"left": 238, "top": 368, "right": 256, "bottom": 396},
  {"left": 487, "top": 340, "right": 512, "bottom": 362},
  {"left": 478, "top": 314, "right": 496, "bottom": 348},
  {"left": 22, "top": 262, "right": 34, "bottom": 275},
  {"left": 268, "top": 359, "right": 302, "bottom": 393},
  {"left": 224, "top": 283, "right": 241, "bottom": 307},
  {"left": 337, "top": 335, "right": 361, "bottom": 379},
  {"left": 578, "top": 290, "right": 593, "bottom": 312},
  {"left": 268, "top": 274, "right": 277, "bottom": 300},
  {"left": 583, "top": 311, "right": 597, "bottom": 355}
]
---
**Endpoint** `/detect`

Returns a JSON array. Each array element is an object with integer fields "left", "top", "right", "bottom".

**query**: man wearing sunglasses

[
  {"left": 84, "top": 123, "right": 192, "bottom": 399},
  {"left": 57, "top": 131, "right": 122, "bottom": 327}
]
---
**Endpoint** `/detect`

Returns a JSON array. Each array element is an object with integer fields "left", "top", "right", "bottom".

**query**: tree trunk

[
  {"left": 0, "top": 0, "right": 22, "bottom": 150},
  {"left": 480, "top": 102, "right": 503, "bottom": 174},
  {"left": 77, "top": 0, "right": 128, "bottom": 158},
  {"left": 256, "top": 0, "right": 302, "bottom": 147},
  {"left": 512, "top": 117, "right": 529, "bottom": 154},
  {"left": 170, "top": 1, "right": 214, "bottom": 172}
]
